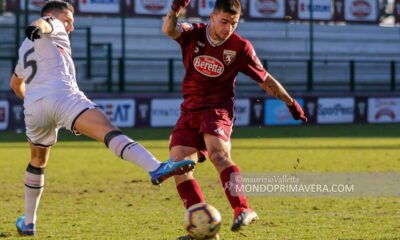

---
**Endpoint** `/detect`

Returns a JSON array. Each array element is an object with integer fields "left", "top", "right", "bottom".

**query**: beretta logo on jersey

[
  {"left": 193, "top": 55, "right": 224, "bottom": 77},
  {"left": 223, "top": 49, "right": 236, "bottom": 65}
]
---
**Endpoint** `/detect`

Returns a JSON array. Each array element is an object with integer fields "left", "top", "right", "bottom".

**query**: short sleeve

[{"left": 240, "top": 41, "right": 268, "bottom": 83}]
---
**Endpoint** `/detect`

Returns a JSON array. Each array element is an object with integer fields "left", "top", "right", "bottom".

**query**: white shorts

[{"left": 24, "top": 91, "right": 97, "bottom": 147}]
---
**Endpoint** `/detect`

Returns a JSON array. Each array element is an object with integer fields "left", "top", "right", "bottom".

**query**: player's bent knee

[
  {"left": 30, "top": 157, "right": 48, "bottom": 168},
  {"left": 209, "top": 151, "right": 232, "bottom": 169}
]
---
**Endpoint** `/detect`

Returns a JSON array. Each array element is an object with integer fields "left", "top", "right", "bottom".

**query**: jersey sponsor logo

[
  {"left": 141, "top": 0, "right": 168, "bottom": 11},
  {"left": 193, "top": 55, "right": 224, "bottom": 77},
  {"left": 256, "top": 0, "right": 279, "bottom": 15},
  {"left": 351, "top": 0, "right": 371, "bottom": 18},
  {"left": 223, "top": 49, "right": 236, "bottom": 66}
]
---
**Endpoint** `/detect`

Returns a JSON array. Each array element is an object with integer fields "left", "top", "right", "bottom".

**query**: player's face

[
  {"left": 56, "top": 10, "right": 75, "bottom": 34},
  {"left": 210, "top": 10, "right": 240, "bottom": 41}
]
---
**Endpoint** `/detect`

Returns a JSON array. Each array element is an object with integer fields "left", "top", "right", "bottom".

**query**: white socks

[
  {"left": 24, "top": 164, "right": 45, "bottom": 225},
  {"left": 108, "top": 134, "right": 160, "bottom": 172}
]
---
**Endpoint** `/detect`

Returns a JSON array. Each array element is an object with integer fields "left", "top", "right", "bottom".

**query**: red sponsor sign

[
  {"left": 345, "top": 0, "right": 377, "bottom": 21},
  {"left": 141, "top": 0, "right": 167, "bottom": 11},
  {"left": 256, "top": 0, "right": 279, "bottom": 14},
  {"left": 350, "top": 0, "right": 371, "bottom": 18},
  {"left": 193, "top": 56, "right": 224, "bottom": 77}
]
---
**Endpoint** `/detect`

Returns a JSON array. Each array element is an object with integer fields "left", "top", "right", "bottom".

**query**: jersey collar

[{"left": 206, "top": 25, "right": 229, "bottom": 47}]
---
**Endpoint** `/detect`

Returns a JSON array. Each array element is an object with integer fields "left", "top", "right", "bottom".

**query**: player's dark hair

[
  {"left": 213, "top": 0, "right": 241, "bottom": 15},
  {"left": 41, "top": 0, "right": 74, "bottom": 17}
]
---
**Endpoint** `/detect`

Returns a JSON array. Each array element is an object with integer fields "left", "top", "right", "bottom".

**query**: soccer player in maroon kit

[{"left": 163, "top": 0, "right": 307, "bottom": 237}]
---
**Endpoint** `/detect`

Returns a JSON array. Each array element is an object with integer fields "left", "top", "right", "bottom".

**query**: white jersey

[{"left": 14, "top": 17, "right": 79, "bottom": 106}]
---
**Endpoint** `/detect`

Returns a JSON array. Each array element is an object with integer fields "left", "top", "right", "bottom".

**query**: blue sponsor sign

[{"left": 264, "top": 99, "right": 304, "bottom": 125}]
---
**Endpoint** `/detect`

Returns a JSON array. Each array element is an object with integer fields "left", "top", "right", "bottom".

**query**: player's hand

[
  {"left": 287, "top": 99, "right": 308, "bottom": 123},
  {"left": 171, "top": 0, "right": 190, "bottom": 13},
  {"left": 25, "top": 26, "right": 42, "bottom": 41}
]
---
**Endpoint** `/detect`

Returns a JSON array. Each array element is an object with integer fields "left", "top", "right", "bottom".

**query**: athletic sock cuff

[{"left": 26, "top": 163, "right": 45, "bottom": 175}]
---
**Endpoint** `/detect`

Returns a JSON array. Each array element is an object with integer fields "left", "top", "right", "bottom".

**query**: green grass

[{"left": 0, "top": 125, "right": 399, "bottom": 239}]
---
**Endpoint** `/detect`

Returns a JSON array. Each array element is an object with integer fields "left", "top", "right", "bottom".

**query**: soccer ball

[{"left": 184, "top": 203, "right": 221, "bottom": 240}]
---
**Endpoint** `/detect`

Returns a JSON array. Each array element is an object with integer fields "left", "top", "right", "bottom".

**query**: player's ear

[{"left": 210, "top": 11, "right": 216, "bottom": 23}]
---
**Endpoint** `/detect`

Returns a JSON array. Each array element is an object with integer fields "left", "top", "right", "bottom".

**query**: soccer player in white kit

[{"left": 9, "top": 0, "right": 195, "bottom": 236}]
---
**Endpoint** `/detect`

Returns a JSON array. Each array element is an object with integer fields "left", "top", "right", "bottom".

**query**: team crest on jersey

[
  {"left": 193, "top": 55, "right": 224, "bottom": 77},
  {"left": 223, "top": 49, "right": 236, "bottom": 66}
]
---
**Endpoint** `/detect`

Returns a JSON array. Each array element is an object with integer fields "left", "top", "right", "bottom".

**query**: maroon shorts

[{"left": 169, "top": 108, "right": 233, "bottom": 161}]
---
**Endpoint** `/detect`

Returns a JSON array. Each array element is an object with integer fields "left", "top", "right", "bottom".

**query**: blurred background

[{"left": 0, "top": 0, "right": 399, "bottom": 130}]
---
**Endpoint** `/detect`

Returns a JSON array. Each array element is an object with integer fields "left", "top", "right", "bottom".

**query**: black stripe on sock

[
  {"left": 104, "top": 130, "right": 124, "bottom": 148},
  {"left": 25, "top": 184, "right": 44, "bottom": 189},
  {"left": 26, "top": 163, "right": 44, "bottom": 175},
  {"left": 120, "top": 142, "right": 138, "bottom": 159}
]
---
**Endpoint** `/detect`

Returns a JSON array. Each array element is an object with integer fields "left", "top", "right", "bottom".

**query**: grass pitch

[{"left": 0, "top": 125, "right": 399, "bottom": 239}]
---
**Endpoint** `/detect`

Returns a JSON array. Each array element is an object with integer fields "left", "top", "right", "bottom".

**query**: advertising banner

[
  {"left": 286, "top": 0, "right": 298, "bottom": 20},
  {"left": 354, "top": 97, "right": 368, "bottom": 123},
  {"left": 317, "top": 98, "right": 355, "bottom": 124},
  {"left": 298, "top": 0, "right": 333, "bottom": 20},
  {"left": 94, "top": 99, "right": 136, "bottom": 127},
  {"left": 151, "top": 99, "right": 182, "bottom": 127},
  {"left": 134, "top": 0, "right": 172, "bottom": 15},
  {"left": 135, "top": 98, "right": 151, "bottom": 127},
  {"left": 304, "top": 97, "right": 317, "bottom": 124},
  {"left": 79, "top": 0, "right": 120, "bottom": 14},
  {"left": 264, "top": 99, "right": 304, "bottom": 125},
  {"left": 344, "top": 0, "right": 378, "bottom": 22},
  {"left": 333, "top": 0, "right": 345, "bottom": 21},
  {"left": 368, "top": 98, "right": 400, "bottom": 123},
  {"left": 248, "top": 0, "right": 286, "bottom": 19},
  {"left": 20, "top": 0, "right": 46, "bottom": 11},
  {"left": 235, "top": 99, "right": 251, "bottom": 126},
  {"left": 198, "top": 0, "right": 215, "bottom": 17},
  {"left": 395, "top": 0, "right": 400, "bottom": 23},
  {"left": 250, "top": 98, "right": 265, "bottom": 126},
  {"left": 0, "top": 100, "right": 9, "bottom": 130}
]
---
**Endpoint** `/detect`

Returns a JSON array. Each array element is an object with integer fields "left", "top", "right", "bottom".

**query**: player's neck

[{"left": 207, "top": 25, "right": 224, "bottom": 46}]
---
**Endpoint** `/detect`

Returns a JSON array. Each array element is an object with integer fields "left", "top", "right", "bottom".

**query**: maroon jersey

[{"left": 175, "top": 23, "right": 268, "bottom": 111}]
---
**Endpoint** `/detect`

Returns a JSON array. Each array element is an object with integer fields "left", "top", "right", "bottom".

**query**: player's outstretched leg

[
  {"left": 103, "top": 130, "right": 195, "bottom": 185},
  {"left": 16, "top": 215, "right": 35, "bottom": 236},
  {"left": 74, "top": 109, "right": 196, "bottom": 185}
]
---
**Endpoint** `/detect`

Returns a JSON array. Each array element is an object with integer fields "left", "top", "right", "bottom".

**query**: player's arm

[
  {"left": 9, "top": 73, "right": 25, "bottom": 100},
  {"left": 259, "top": 75, "right": 308, "bottom": 122},
  {"left": 162, "top": 10, "right": 181, "bottom": 39},
  {"left": 25, "top": 17, "right": 53, "bottom": 41},
  {"left": 162, "top": 0, "right": 190, "bottom": 39},
  {"left": 258, "top": 74, "right": 293, "bottom": 105}
]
